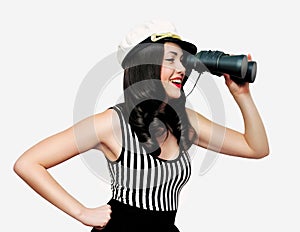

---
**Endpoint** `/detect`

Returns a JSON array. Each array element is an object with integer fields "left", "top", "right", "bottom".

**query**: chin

[
  {"left": 166, "top": 91, "right": 181, "bottom": 99},
  {"left": 163, "top": 83, "right": 182, "bottom": 99}
]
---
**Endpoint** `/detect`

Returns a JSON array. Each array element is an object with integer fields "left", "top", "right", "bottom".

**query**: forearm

[
  {"left": 234, "top": 92, "right": 269, "bottom": 157},
  {"left": 14, "top": 159, "right": 85, "bottom": 222}
]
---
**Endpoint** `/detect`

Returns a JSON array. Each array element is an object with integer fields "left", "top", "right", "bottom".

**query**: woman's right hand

[{"left": 79, "top": 204, "right": 112, "bottom": 229}]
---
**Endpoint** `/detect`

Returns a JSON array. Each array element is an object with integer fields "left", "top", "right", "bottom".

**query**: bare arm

[
  {"left": 187, "top": 93, "right": 269, "bottom": 159},
  {"left": 13, "top": 110, "right": 114, "bottom": 228},
  {"left": 187, "top": 57, "right": 269, "bottom": 159}
]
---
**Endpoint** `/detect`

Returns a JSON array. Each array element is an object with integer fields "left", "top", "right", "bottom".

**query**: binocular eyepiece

[{"left": 185, "top": 50, "right": 257, "bottom": 83}]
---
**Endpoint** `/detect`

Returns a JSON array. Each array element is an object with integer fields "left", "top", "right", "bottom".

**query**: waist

[{"left": 108, "top": 198, "right": 177, "bottom": 225}]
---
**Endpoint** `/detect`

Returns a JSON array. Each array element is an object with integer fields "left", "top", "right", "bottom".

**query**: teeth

[{"left": 171, "top": 79, "right": 182, "bottom": 84}]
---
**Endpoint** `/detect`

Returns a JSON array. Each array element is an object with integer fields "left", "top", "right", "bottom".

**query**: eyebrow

[
  {"left": 166, "top": 51, "right": 183, "bottom": 57},
  {"left": 168, "top": 51, "right": 178, "bottom": 55}
]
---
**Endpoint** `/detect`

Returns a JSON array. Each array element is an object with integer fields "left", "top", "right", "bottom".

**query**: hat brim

[{"left": 158, "top": 37, "right": 197, "bottom": 55}]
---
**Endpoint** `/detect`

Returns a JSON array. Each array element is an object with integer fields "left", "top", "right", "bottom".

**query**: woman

[{"left": 13, "top": 19, "right": 269, "bottom": 231}]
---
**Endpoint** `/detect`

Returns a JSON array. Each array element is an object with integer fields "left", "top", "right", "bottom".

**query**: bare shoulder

[
  {"left": 93, "top": 108, "right": 121, "bottom": 140},
  {"left": 186, "top": 107, "right": 214, "bottom": 121},
  {"left": 93, "top": 108, "right": 122, "bottom": 160},
  {"left": 185, "top": 107, "right": 214, "bottom": 142},
  {"left": 185, "top": 107, "right": 197, "bottom": 117},
  {"left": 185, "top": 107, "right": 204, "bottom": 122}
]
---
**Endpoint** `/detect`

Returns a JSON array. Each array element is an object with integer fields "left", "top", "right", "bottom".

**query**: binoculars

[{"left": 185, "top": 50, "right": 257, "bottom": 83}]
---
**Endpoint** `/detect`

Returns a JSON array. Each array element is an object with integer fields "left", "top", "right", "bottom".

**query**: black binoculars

[{"left": 185, "top": 50, "right": 257, "bottom": 83}]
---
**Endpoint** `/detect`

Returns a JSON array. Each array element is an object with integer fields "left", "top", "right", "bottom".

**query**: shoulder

[
  {"left": 94, "top": 107, "right": 120, "bottom": 133},
  {"left": 185, "top": 107, "right": 201, "bottom": 122},
  {"left": 93, "top": 107, "right": 123, "bottom": 159},
  {"left": 185, "top": 107, "right": 210, "bottom": 121},
  {"left": 92, "top": 106, "right": 123, "bottom": 144},
  {"left": 185, "top": 107, "right": 213, "bottom": 134},
  {"left": 185, "top": 107, "right": 199, "bottom": 129}
]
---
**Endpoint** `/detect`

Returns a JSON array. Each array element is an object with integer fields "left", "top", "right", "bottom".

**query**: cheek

[{"left": 160, "top": 66, "right": 174, "bottom": 82}]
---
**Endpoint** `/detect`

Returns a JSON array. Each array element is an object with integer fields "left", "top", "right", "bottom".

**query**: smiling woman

[
  {"left": 13, "top": 19, "right": 269, "bottom": 232},
  {"left": 161, "top": 42, "right": 186, "bottom": 98}
]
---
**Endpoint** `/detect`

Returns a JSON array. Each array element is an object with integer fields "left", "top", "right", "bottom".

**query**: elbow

[
  {"left": 252, "top": 147, "right": 270, "bottom": 159},
  {"left": 13, "top": 156, "right": 31, "bottom": 177},
  {"left": 253, "top": 152, "right": 269, "bottom": 159},
  {"left": 13, "top": 158, "right": 24, "bottom": 177}
]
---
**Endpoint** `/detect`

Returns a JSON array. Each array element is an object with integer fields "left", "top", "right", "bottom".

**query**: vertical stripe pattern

[{"left": 107, "top": 105, "right": 191, "bottom": 211}]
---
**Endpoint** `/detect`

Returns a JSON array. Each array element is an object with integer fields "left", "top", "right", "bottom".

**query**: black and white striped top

[{"left": 106, "top": 104, "right": 191, "bottom": 211}]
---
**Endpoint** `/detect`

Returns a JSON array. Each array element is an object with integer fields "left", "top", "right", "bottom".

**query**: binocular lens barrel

[
  {"left": 245, "top": 61, "right": 257, "bottom": 83},
  {"left": 196, "top": 51, "right": 248, "bottom": 80},
  {"left": 185, "top": 50, "right": 257, "bottom": 83}
]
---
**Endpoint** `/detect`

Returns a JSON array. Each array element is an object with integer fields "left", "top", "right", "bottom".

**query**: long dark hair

[{"left": 122, "top": 42, "right": 196, "bottom": 157}]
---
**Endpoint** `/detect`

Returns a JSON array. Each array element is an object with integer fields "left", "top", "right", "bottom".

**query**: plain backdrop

[{"left": 1, "top": 0, "right": 299, "bottom": 231}]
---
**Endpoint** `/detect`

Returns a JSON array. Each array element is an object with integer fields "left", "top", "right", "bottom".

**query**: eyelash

[
  {"left": 165, "top": 58, "right": 184, "bottom": 63},
  {"left": 165, "top": 58, "right": 175, "bottom": 63}
]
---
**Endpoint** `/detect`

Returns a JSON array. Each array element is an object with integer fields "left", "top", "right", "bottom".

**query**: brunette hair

[{"left": 122, "top": 42, "right": 196, "bottom": 157}]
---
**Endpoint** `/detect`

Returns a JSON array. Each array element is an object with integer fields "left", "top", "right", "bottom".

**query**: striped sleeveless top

[{"left": 106, "top": 104, "right": 191, "bottom": 211}]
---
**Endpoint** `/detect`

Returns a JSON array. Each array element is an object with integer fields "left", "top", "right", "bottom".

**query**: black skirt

[{"left": 91, "top": 199, "right": 180, "bottom": 232}]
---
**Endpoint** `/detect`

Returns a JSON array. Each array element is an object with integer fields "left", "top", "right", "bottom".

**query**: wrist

[
  {"left": 233, "top": 92, "right": 256, "bottom": 112},
  {"left": 232, "top": 91, "right": 251, "bottom": 101},
  {"left": 73, "top": 205, "right": 88, "bottom": 223}
]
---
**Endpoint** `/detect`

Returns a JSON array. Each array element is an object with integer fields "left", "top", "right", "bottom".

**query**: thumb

[{"left": 247, "top": 54, "right": 252, "bottom": 61}]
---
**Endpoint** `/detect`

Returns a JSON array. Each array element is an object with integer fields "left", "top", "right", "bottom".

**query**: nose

[{"left": 176, "top": 60, "right": 186, "bottom": 75}]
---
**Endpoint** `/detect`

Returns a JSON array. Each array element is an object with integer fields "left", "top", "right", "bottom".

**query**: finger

[
  {"left": 103, "top": 204, "right": 111, "bottom": 210},
  {"left": 96, "top": 219, "right": 109, "bottom": 229},
  {"left": 223, "top": 73, "right": 229, "bottom": 78},
  {"left": 223, "top": 73, "right": 231, "bottom": 81},
  {"left": 94, "top": 226, "right": 105, "bottom": 231},
  {"left": 247, "top": 54, "right": 252, "bottom": 61},
  {"left": 105, "top": 204, "right": 112, "bottom": 214}
]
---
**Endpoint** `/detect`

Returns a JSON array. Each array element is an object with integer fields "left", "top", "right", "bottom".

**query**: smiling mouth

[{"left": 171, "top": 79, "right": 182, "bottom": 88}]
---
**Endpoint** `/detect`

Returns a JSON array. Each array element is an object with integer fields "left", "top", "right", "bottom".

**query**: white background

[{"left": 1, "top": 0, "right": 299, "bottom": 231}]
